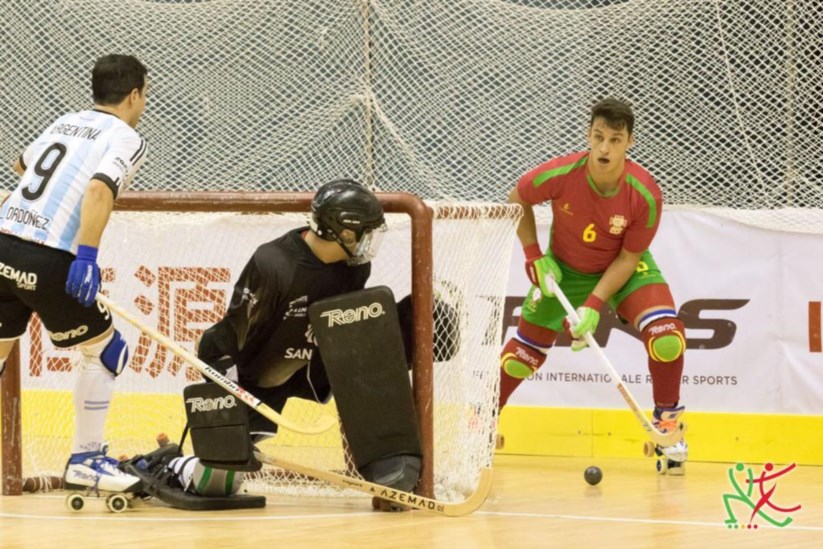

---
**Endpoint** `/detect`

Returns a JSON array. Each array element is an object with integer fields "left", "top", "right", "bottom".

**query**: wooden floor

[{"left": 1, "top": 455, "right": 820, "bottom": 548}]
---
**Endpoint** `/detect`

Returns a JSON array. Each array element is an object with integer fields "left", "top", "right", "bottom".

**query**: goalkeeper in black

[
  {"left": 129, "top": 181, "right": 441, "bottom": 507},
  {"left": 196, "top": 179, "right": 387, "bottom": 439}
]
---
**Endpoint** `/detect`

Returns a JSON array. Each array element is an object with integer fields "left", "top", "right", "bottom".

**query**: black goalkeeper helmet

[{"left": 310, "top": 179, "right": 386, "bottom": 265}]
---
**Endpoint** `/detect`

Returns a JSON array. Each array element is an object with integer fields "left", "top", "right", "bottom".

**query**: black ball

[{"left": 584, "top": 466, "right": 603, "bottom": 486}]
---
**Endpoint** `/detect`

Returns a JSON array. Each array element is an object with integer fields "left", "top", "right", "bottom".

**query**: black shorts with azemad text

[{"left": 0, "top": 233, "right": 112, "bottom": 347}]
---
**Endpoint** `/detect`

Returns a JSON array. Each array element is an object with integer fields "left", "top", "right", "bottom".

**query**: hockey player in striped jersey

[
  {"left": 0, "top": 54, "right": 149, "bottom": 492},
  {"left": 499, "top": 98, "right": 688, "bottom": 474}
]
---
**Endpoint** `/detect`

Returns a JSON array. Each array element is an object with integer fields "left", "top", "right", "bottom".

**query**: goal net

[
  {"left": 3, "top": 194, "right": 522, "bottom": 501},
  {"left": 1, "top": 1, "right": 820, "bottom": 232}
]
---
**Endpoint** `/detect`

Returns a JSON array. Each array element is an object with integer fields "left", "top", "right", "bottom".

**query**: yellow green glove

[
  {"left": 567, "top": 294, "right": 605, "bottom": 351},
  {"left": 523, "top": 244, "right": 562, "bottom": 297}
]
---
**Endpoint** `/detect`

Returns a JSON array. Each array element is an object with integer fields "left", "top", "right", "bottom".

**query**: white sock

[
  {"left": 169, "top": 456, "right": 198, "bottom": 490},
  {"left": 71, "top": 351, "right": 116, "bottom": 455}
]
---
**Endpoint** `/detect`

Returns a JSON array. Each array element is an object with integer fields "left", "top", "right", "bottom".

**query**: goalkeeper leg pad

[
  {"left": 309, "top": 286, "right": 422, "bottom": 478},
  {"left": 183, "top": 382, "right": 261, "bottom": 472}
]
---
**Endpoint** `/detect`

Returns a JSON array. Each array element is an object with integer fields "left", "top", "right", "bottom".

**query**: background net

[{"left": 1, "top": 1, "right": 820, "bottom": 232}]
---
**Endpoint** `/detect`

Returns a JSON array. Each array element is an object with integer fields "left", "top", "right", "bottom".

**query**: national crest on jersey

[
  {"left": 609, "top": 214, "right": 628, "bottom": 235},
  {"left": 0, "top": 109, "right": 147, "bottom": 254}
]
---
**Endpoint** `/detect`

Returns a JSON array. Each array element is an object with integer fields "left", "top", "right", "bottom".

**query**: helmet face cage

[{"left": 345, "top": 221, "right": 387, "bottom": 265}]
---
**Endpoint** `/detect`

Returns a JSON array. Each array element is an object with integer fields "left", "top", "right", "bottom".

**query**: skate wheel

[
  {"left": 656, "top": 458, "right": 668, "bottom": 475},
  {"left": 642, "top": 441, "right": 656, "bottom": 458},
  {"left": 106, "top": 493, "right": 129, "bottom": 513},
  {"left": 66, "top": 493, "right": 85, "bottom": 512}
]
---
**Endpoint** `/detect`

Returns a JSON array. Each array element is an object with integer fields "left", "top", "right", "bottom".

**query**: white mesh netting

[
  {"left": 0, "top": 1, "right": 820, "bottom": 232},
  {"left": 10, "top": 206, "right": 521, "bottom": 501}
]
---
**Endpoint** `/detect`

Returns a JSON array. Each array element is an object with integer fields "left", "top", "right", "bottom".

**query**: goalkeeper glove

[
  {"left": 65, "top": 245, "right": 100, "bottom": 307},
  {"left": 523, "top": 244, "right": 562, "bottom": 297},
  {"left": 565, "top": 294, "right": 605, "bottom": 352}
]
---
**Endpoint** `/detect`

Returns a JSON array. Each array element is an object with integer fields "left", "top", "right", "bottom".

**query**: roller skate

[
  {"left": 643, "top": 406, "right": 688, "bottom": 475},
  {"left": 64, "top": 444, "right": 142, "bottom": 513}
]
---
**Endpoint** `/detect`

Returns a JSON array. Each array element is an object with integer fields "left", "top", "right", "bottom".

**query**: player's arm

[
  {"left": 64, "top": 180, "right": 115, "bottom": 307},
  {"left": 509, "top": 184, "right": 562, "bottom": 295},
  {"left": 75, "top": 179, "right": 115, "bottom": 249},
  {"left": 508, "top": 186, "right": 539, "bottom": 249},
  {"left": 198, "top": 254, "right": 272, "bottom": 369},
  {"left": 65, "top": 130, "right": 146, "bottom": 306}
]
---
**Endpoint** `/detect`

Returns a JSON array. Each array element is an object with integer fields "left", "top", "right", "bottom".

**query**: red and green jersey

[{"left": 517, "top": 151, "right": 662, "bottom": 274}]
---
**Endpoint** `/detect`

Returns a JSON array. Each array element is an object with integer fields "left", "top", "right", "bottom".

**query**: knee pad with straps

[
  {"left": 642, "top": 318, "right": 686, "bottom": 363},
  {"left": 500, "top": 338, "right": 547, "bottom": 379},
  {"left": 80, "top": 329, "right": 129, "bottom": 376}
]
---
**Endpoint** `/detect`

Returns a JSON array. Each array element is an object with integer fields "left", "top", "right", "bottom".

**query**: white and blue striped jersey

[{"left": 0, "top": 109, "right": 147, "bottom": 254}]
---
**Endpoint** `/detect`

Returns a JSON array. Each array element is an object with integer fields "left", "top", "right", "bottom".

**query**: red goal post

[{"left": 1, "top": 191, "right": 521, "bottom": 501}]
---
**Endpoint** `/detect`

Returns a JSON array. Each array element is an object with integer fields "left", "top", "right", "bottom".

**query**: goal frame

[{"left": 1, "top": 190, "right": 436, "bottom": 497}]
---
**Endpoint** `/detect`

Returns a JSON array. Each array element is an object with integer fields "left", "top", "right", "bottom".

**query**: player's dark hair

[
  {"left": 590, "top": 97, "right": 634, "bottom": 135},
  {"left": 92, "top": 54, "right": 148, "bottom": 105}
]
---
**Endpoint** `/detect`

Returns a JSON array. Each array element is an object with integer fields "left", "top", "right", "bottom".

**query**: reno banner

[{"left": 503, "top": 209, "right": 823, "bottom": 415}]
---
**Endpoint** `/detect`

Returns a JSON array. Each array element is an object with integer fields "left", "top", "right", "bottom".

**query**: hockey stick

[
  {"left": 95, "top": 293, "right": 337, "bottom": 436},
  {"left": 548, "top": 280, "right": 686, "bottom": 448},
  {"left": 255, "top": 452, "right": 493, "bottom": 517}
]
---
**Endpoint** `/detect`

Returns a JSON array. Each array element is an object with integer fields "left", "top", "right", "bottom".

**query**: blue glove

[{"left": 66, "top": 245, "right": 100, "bottom": 307}]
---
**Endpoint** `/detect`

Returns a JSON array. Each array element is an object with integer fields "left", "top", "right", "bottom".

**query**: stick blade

[
  {"left": 441, "top": 467, "right": 494, "bottom": 517},
  {"left": 649, "top": 421, "right": 688, "bottom": 448},
  {"left": 255, "top": 452, "right": 492, "bottom": 517}
]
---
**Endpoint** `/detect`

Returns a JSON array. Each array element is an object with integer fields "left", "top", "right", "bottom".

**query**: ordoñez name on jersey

[{"left": 5, "top": 207, "right": 50, "bottom": 230}]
